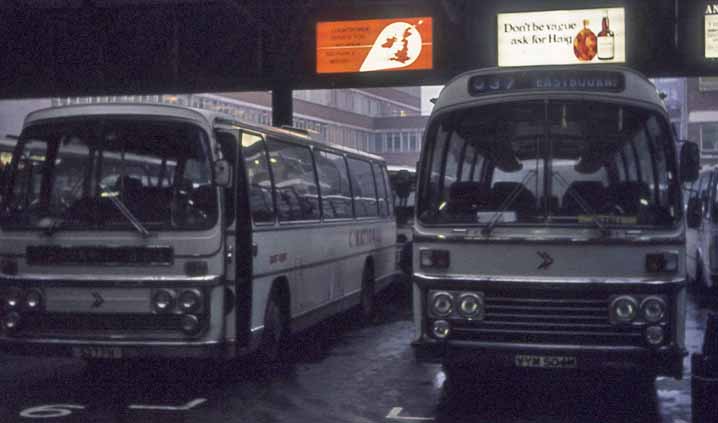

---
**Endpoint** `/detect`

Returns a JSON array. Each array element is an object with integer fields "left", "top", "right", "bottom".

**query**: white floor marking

[
  {"left": 386, "top": 407, "right": 434, "bottom": 421},
  {"left": 128, "top": 398, "right": 207, "bottom": 411}
]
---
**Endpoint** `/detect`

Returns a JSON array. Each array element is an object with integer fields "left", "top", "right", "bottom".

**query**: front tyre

[{"left": 258, "top": 290, "right": 288, "bottom": 366}]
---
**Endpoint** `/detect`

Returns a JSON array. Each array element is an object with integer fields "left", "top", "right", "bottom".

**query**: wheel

[
  {"left": 359, "top": 264, "right": 376, "bottom": 322},
  {"left": 258, "top": 289, "right": 288, "bottom": 366}
]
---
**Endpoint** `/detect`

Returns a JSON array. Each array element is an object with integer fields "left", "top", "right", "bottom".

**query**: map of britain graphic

[{"left": 360, "top": 21, "right": 423, "bottom": 72}]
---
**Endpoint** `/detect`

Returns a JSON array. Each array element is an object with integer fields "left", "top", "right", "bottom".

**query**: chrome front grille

[{"left": 449, "top": 291, "right": 647, "bottom": 346}]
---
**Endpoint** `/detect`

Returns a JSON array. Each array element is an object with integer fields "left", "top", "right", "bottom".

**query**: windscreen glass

[
  {"left": 419, "top": 100, "right": 679, "bottom": 227},
  {"left": 2, "top": 118, "right": 217, "bottom": 230}
]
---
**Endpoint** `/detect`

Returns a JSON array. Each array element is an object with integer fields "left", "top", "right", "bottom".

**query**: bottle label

[{"left": 597, "top": 36, "right": 614, "bottom": 60}]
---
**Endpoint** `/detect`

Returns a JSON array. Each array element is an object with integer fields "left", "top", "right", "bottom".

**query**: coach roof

[{"left": 433, "top": 65, "right": 665, "bottom": 114}]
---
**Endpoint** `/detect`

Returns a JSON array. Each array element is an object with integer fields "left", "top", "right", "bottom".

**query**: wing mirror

[
  {"left": 213, "top": 159, "right": 233, "bottom": 188},
  {"left": 680, "top": 141, "right": 700, "bottom": 183},
  {"left": 687, "top": 197, "right": 702, "bottom": 229}
]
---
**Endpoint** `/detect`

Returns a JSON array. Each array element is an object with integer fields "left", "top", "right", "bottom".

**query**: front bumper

[
  {"left": 412, "top": 337, "right": 686, "bottom": 378},
  {"left": 0, "top": 337, "right": 234, "bottom": 359}
]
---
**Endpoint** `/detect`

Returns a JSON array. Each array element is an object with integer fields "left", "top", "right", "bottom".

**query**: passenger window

[
  {"left": 646, "top": 116, "right": 671, "bottom": 205},
  {"left": 267, "top": 138, "right": 320, "bottom": 222},
  {"left": 347, "top": 157, "right": 378, "bottom": 217},
  {"left": 215, "top": 130, "right": 238, "bottom": 226},
  {"left": 381, "top": 166, "right": 394, "bottom": 217},
  {"left": 701, "top": 174, "right": 713, "bottom": 214},
  {"left": 614, "top": 154, "right": 626, "bottom": 181},
  {"left": 314, "top": 150, "right": 353, "bottom": 219},
  {"left": 632, "top": 132, "right": 655, "bottom": 194},
  {"left": 12, "top": 140, "right": 47, "bottom": 210},
  {"left": 461, "top": 144, "right": 475, "bottom": 181},
  {"left": 241, "top": 133, "right": 275, "bottom": 223},
  {"left": 623, "top": 142, "right": 638, "bottom": 181},
  {"left": 372, "top": 162, "right": 388, "bottom": 217}
]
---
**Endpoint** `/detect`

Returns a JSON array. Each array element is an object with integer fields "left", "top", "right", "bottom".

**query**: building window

[
  {"left": 409, "top": 133, "right": 418, "bottom": 152},
  {"left": 373, "top": 134, "right": 383, "bottom": 153},
  {"left": 402, "top": 132, "right": 409, "bottom": 152},
  {"left": 702, "top": 124, "right": 718, "bottom": 153},
  {"left": 393, "top": 133, "right": 401, "bottom": 152}
]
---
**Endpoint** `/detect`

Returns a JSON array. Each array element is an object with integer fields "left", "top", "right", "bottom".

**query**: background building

[
  {"left": 687, "top": 77, "right": 718, "bottom": 167},
  {"left": 49, "top": 87, "right": 428, "bottom": 168}
]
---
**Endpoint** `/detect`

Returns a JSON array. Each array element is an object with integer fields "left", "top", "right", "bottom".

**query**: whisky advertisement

[
  {"left": 706, "top": 3, "right": 718, "bottom": 58},
  {"left": 498, "top": 8, "right": 625, "bottom": 67}
]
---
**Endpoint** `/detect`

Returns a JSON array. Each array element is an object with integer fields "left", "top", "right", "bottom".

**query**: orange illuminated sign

[{"left": 316, "top": 17, "right": 433, "bottom": 74}]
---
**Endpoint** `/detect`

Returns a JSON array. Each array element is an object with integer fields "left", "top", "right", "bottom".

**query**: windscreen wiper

[
  {"left": 551, "top": 172, "right": 609, "bottom": 237},
  {"left": 102, "top": 192, "right": 152, "bottom": 238},
  {"left": 481, "top": 170, "right": 537, "bottom": 236}
]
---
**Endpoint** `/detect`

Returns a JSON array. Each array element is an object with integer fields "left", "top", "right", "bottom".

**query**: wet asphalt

[{"left": 0, "top": 281, "right": 711, "bottom": 423}]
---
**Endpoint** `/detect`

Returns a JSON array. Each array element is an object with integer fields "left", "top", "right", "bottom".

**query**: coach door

[{"left": 215, "top": 126, "right": 255, "bottom": 350}]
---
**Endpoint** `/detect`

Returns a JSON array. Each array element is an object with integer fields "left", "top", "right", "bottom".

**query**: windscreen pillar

[{"left": 272, "top": 85, "right": 293, "bottom": 128}]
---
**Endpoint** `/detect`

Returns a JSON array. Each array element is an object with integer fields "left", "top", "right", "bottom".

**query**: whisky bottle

[
  {"left": 573, "top": 19, "right": 597, "bottom": 62},
  {"left": 597, "top": 11, "right": 615, "bottom": 60}
]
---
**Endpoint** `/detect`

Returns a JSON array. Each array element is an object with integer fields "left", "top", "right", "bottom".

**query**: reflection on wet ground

[{"left": 0, "top": 282, "right": 712, "bottom": 423}]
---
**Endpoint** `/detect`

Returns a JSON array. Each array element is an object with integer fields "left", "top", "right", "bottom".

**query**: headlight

[
  {"left": 645, "top": 325, "right": 665, "bottom": 345},
  {"left": 610, "top": 296, "right": 638, "bottom": 323},
  {"left": 4, "top": 288, "right": 23, "bottom": 310},
  {"left": 430, "top": 292, "right": 453, "bottom": 317},
  {"left": 1, "top": 311, "right": 21, "bottom": 331},
  {"left": 458, "top": 293, "right": 484, "bottom": 319},
  {"left": 152, "top": 289, "right": 176, "bottom": 313},
  {"left": 180, "top": 314, "right": 201, "bottom": 335},
  {"left": 178, "top": 289, "right": 202, "bottom": 313},
  {"left": 641, "top": 297, "right": 666, "bottom": 323},
  {"left": 432, "top": 320, "right": 450, "bottom": 339},
  {"left": 24, "top": 289, "right": 43, "bottom": 311}
]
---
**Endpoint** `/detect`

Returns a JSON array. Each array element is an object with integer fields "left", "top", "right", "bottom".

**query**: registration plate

[
  {"left": 72, "top": 346, "right": 123, "bottom": 359},
  {"left": 515, "top": 355, "right": 577, "bottom": 369}
]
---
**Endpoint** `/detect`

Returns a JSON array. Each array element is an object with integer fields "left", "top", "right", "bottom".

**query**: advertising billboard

[
  {"left": 316, "top": 17, "right": 433, "bottom": 74},
  {"left": 498, "top": 8, "right": 625, "bottom": 67},
  {"left": 706, "top": 3, "right": 718, "bottom": 58}
]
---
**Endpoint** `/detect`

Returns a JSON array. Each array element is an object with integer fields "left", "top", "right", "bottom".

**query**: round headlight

[
  {"left": 153, "top": 289, "right": 175, "bottom": 313},
  {"left": 431, "top": 292, "right": 453, "bottom": 317},
  {"left": 180, "top": 314, "right": 201, "bottom": 335},
  {"left": 5, "top": 288, "right": 23, "bottom": 310},
  {"left": 641, "top": 297, "right": 666, "bottom": 323},
  {"left": 458, "top": 293, "right": 483, "bottom": 319},
  {"left": 645, "top": 325, "right": 665, "bottom": 345},
  {"left": 611, "top": 296, "right": 638, "bottom": 323},
  {"left": 1, "top": 311, "right": 21, "bottom": 331},
  {"left": 178, "top": 290, "right": 202, "bottom": 313},
  {"left": 432, "top": 320, "right": 450, "bottom": 339},
  {"left": 25, "top": 289, "right": 42, "bottom": 311}
]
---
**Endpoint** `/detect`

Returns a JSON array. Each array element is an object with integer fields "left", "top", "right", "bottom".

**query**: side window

[
  {"left": 646, "top": 116, "right": 670, "bottom": 205},
  {"left": 314, "top": 150, "right": 353, "bottom": 219},
  {"left": 461, "top": 145, "right": 476, "bottom": 181},
  {"left": 267, "top": 138, "right": 320, "bottom": 222},
  {"left": 372, "top": 162, "right": 388, "bottom": 217},
  {"left": 614, "top": 153, "right": 626, "bottom": 182},
  {"left": 12, "top": 140, "right": 47, "bottom": 210},
  {"left": 381, "top": 166, "right": 394, "bottom": 217},
  {"left": 215, "top": 130, "right": 238, "bottom": 226},
  {"left": 241, "top": 132, "right": 275, "bottom": 223},
  {"left": 623, "top": 142, "right": 638, "bottom": 181},
  {"left": 701, "top": 174, "right": 713, "bottom": 214},
  {"left": 347, "top": 157, "right": 378, "bottom": 217}
]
